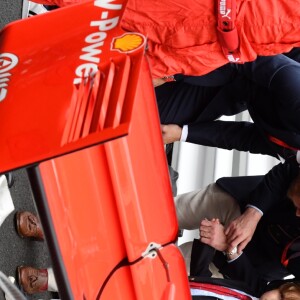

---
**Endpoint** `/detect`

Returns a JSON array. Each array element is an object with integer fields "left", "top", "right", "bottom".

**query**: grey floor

[
  {"left": 0, "top": 0, "right": 23, "bottom": 30},
  {"left": 0, "top": 170, "right": 54, "bottom": 300},
  {"left": 0, "top": 2, "right": 57, "bottom": 299}
]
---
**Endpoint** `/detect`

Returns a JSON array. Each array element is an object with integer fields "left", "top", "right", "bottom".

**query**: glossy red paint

[
  {"left": 39, "top": 56, "right": 190, "bottom": 299},
  {"left": 0, "top": 1, "right": 191, "bottom": 299},
  {"left": 0, "top": 0, "right": 145, "bottom": 173}
]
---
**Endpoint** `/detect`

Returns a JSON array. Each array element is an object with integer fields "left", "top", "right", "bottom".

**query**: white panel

[
  {"left": 246, "top": 153, "right": 278, "bottom": 175},
  {"left": 175, "top": 143, "right": 216, "bottom": 194},
  {"left": 175, "top": 143, "right": 216, "bottom": 244},
  {"left": 22, "top": 0, "right": 30, "bottom": 18},
  {"left": 214, "top": 149, "right": 234, "bottom": 180}
]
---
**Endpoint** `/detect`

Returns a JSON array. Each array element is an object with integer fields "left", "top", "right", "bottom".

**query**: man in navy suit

[
  {"left": 175, "top": 159, "right": 300, "bottom": 283},
  {"left": 157, "top": 53, "right": 300, "bottom": 160}
]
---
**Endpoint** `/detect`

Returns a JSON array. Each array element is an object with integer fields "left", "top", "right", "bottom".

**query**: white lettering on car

[
  {"left": 0, "top": 53, "right": 18, "bottom": 102},
  {"left": 73, "top": 0, "right": 122, "bottom": 84}
]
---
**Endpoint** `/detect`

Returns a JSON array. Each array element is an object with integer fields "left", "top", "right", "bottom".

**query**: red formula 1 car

[{"left": 0, "top": 1, "right": 191, "bottom": 299}]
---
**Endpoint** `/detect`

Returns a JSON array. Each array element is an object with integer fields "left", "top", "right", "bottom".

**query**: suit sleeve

[
  {"left": 174, "top": 64, "right": 236, "bottom": 87},
  {"left": 218, "top": 253, "right": 268, "bottom": 296},
  {"left": 190, "top": 240, "right": 267, "bottom": 296},
  {"left": 240, "top": 55, "right": 300, "bottom": 136},
  {"left": 190, "top": 239, "right": 216, "bottom": 278},
  {"left": 187, "top": 120, "right": 277, "bottom": 157},
  {"left": 246, "top": 160, "right": 299, "bottom": 213}
]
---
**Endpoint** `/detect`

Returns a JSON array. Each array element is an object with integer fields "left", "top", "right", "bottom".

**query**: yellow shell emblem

[{"left": 112, "top": 33, "right": 145, "bottom": 53}]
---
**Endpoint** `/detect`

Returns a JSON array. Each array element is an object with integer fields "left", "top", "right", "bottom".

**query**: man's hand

[
  {"left": 153, "top": 78, "right": 166, "bottom": 87},
  {"left": 161, "top": 124, "right": 182, "bottom": 144},
  {"left": 200, "top": 218, "right": 227, "bottom": 252},
  {"left": 225, "top": 207, "right": 262, "bottom": 254}
]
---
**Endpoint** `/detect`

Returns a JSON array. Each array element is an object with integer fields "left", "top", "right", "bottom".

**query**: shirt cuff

[
  {"left": 297, "top": 151, "right": 300, "bottom": 164},
  {"left": 245, "top": 205, "right": 263, "bottom": 216},
  {"left": 180, "top": 125, "right": 188, "bottom": 142},
  {"left": 227, "top": 252, "right": 243, "bottom": 263}
]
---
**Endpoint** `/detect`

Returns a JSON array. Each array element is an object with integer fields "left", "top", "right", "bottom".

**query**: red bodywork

[{"left": 0, "top": 1, "right": 191, "bottom": 299}]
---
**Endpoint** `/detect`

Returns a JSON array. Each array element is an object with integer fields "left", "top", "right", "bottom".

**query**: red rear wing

[
  {"left": 0, "top": 1, "right": 191, "bottom": 299},
  {"left": 0, "top": 0, "right": 145, "bottom": 173}
]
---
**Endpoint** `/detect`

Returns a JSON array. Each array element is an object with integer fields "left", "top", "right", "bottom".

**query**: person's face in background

[{"left": 287, "top": 172, "right": 300, "bottom": 217}]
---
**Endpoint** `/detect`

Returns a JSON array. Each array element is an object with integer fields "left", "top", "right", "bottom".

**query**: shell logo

[{"left": 111, "top": 33, "right": 146, "bottom": 53}]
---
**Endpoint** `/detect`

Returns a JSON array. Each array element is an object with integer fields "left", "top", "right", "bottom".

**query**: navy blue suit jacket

[
  {"left": 156, "top": 53, "right": 300, "bottom": 158},
  {"left": 216, "top": 161, "right": 300, "bottom": 281},
  {"left": 189, "top": 161, "right": 300, "bottom": 298}
]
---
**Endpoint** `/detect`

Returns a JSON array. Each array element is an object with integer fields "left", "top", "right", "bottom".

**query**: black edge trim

[{"left": 27, "top": 166, "right": 74, "bottom": 300}]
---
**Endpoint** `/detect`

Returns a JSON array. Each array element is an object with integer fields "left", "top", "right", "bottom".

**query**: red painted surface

[
  {"left": 0, "top": 1, "right": 191, "bottom": 299},
  {"left": 39, "top": 56, "right": 190, "bottom": 299},
  {"left": 0, "top": 0, "right": 144, "bottom": 173}
]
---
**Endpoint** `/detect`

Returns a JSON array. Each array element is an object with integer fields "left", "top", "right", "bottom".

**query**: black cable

[
  {"left": 95, "top": 240, "right": 177, "bottom": 299},
  {"left": 95, "top": 256, "right": 143, "bottom": 300}
]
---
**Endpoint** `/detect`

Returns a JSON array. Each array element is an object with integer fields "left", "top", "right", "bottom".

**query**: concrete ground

[
  {"left": 1, "top": 2, "right": 57, "bottom": 299},
  {"left": 0, "top": 170, "right": 54, "bottom": 300},
  {"left": 0, "top": 0, "right": 23, "bottom": 30}
]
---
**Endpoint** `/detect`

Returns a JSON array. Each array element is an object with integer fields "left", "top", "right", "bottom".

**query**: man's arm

[
  {"left": 187, "top": 120, "right": 278, "bottom": 157},
  {"left": 226, "top": 160, "right": 299, "bottom": 253},
  {"left": 225, "top": 207, "right": 262, "bottom": 254},
  {"left": 217, "top": 252, "right": 268, "bottom": 296},
  {"left": 198, "top": 219, "right": 266, "bottom": 295},
  {"left": 161, "top": 121, "right": 278, "bottom": 157},
  {"left": 173, "top": 63, "right": 235, "bottom": 87},
  {"left": 246, "top": 160, "right": 299, "bottom": 212}
]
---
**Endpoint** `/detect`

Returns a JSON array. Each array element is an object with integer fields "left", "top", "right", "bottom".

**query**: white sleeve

[{"left": 180, "top": 125, "right": 188, "bottom": 142}]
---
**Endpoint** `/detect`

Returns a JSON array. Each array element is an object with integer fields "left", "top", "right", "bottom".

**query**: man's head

[
  {"left": 287, "top": 171, "right": 300, "bottom": 217},
  {"left": 260, "top": 282, "right": 300, "bottom": 300}
]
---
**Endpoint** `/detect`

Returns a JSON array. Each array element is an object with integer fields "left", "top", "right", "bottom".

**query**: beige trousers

[
  {"left": 175, "top": 183, "right": 241, "bottom": 276},
  {"left": 175, "top": 183, "right": 241, "bottom": 230}
]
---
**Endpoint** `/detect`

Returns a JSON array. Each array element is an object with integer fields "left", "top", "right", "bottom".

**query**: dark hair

[
  {"left": 279, "top": 282, "right": 300, "bottom": 300},
  {"left": 287, "top": 170, "right": 300, "bottom": 200}
]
